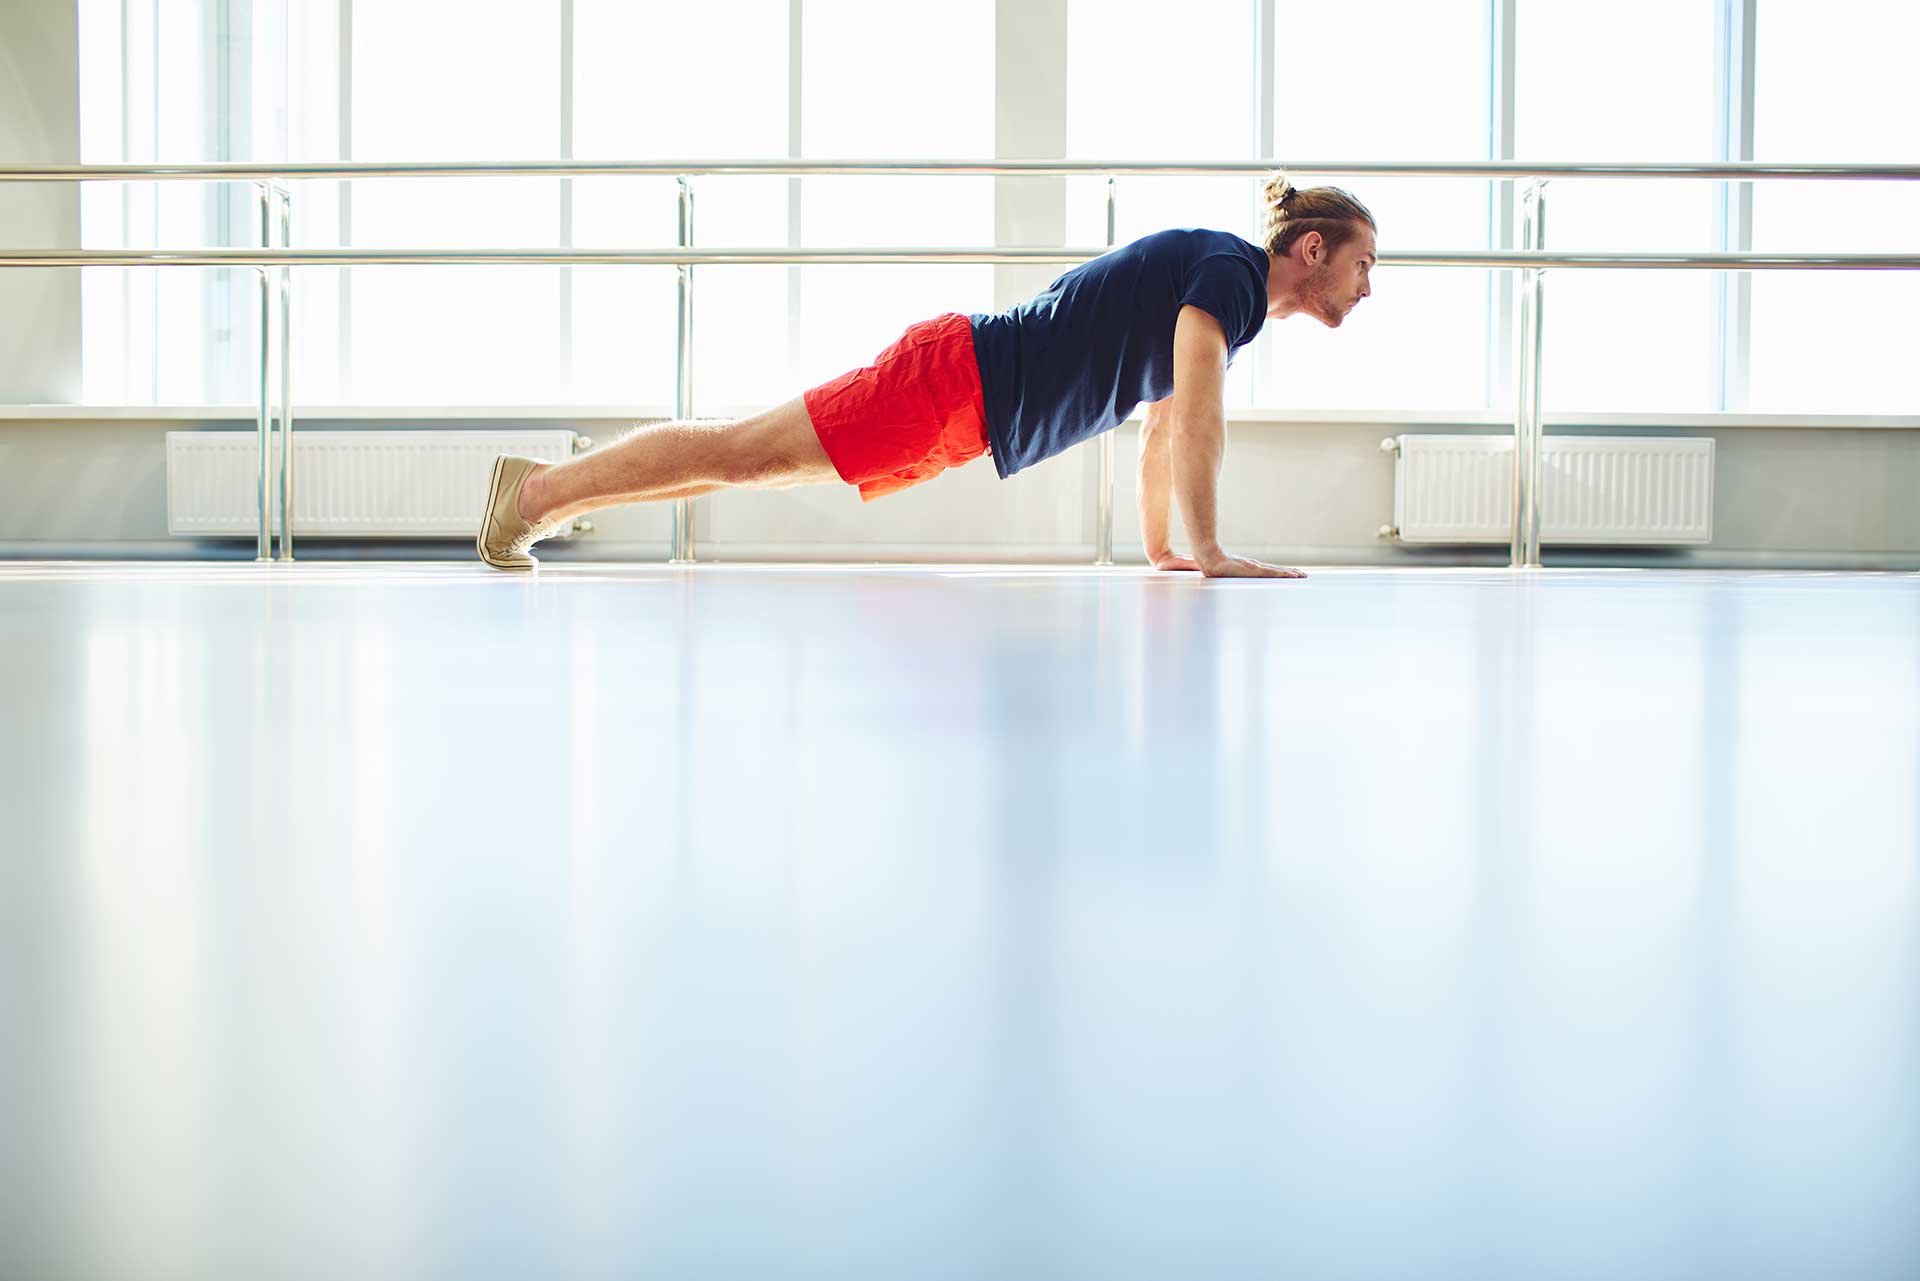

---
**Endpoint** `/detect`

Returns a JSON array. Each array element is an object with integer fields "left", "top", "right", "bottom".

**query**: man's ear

[{"left": 1297, "top": 229, "right": 1325, "bottom": 266}]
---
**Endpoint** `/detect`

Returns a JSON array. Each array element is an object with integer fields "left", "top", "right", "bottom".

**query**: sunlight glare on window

[
  {"left": 1517, "top": 0, "right": 1719, "bottom": 414},
  {"left": 1268, "top": 0, "right": 1487, "bottom": 413},
  {"left": 1749, "top": 0, "right": 1920, "bottom": 415},
  {"left": 799, "top": 0, "right": 994, "bottom": 388},
  {"left": 573, "top": 1, "right": 789, "bottom": 412},
  {"left": 349, "top": 1, "right": 560, "bottom": 404}
]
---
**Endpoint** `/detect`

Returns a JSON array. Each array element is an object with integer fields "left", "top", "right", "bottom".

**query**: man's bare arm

[
  {"left": 1169, "top": 306, "right": 1306, "bottom": 579},
  {"left": 1137, "top": 395, "right": 1201, "bottom": 570}
]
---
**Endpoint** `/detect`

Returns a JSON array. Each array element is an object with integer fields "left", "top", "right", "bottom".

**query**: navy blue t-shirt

[{"left": 969, "top": 228, "right": 1270, "bottom": 479}]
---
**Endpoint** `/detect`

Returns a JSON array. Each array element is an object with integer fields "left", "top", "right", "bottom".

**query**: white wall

[
  {"left": 0, "top": 0, "right": 81, "bottom": 402},
  {"left": 1, "top": 413, "right": 1916, "bottom": 569}
]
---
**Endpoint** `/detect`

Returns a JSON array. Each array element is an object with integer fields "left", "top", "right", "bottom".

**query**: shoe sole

[{"left": 477, "top": 455, "right": 535, "bottom": 572}]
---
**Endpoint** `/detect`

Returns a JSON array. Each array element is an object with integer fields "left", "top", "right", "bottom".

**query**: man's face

[{"left": 1301, "top": 225, "right": 1376, "bottom": 328}]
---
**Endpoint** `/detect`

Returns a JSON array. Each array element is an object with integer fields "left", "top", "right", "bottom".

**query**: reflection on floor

[{"left": 2, "top": 563, "right": 1916, "bottom": 1280}]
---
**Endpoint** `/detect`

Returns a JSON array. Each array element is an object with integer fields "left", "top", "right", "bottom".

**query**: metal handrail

[
  {"left": 4, "top": 159, "right": 1920, "bottom": 181},
  {"left": 4, "top": 248, "right": 1919, "bottom": 269},
  {"left": 5, "top": 157, "right": 1915, "bottom": 568}
]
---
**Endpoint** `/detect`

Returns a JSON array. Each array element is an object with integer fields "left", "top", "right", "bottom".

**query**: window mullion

[
  {"left": 1714, "top": 0, "right": 1757, "bottom": 411},
  {"left": 1252, "top": 0, "right": 1275, "bottom": 407},
  {"left": 1487, "top": 0, "right": 1516, "bottom": 409},
  {"left": 207, "top": 0, "right": 246, "bottom": 405},
  {"left": 560, "top": 0, "right": 573, "bottom": 397},
  {"left": 338, "top": 0, "right": 352, "bottom": 401},
  {"left": 788, "top": 0, "right": 803, "bottom": 374}
]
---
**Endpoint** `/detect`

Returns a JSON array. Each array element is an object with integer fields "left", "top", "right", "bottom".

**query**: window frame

[{"left": 70, "top": 0, "right": 1885, "bottom": 420}]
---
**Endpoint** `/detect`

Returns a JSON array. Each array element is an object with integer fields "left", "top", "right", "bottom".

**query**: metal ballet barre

[{"left": 1, "top": 159, "right": 1915, "bottom": 567}]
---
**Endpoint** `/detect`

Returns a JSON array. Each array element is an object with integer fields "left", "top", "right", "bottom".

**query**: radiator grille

[
  {"left": 166, "top": 430, "right": 578, "bottom": 537},
  {"left": 1391, "top": 435, "right": 1714, "bottom": 545}
]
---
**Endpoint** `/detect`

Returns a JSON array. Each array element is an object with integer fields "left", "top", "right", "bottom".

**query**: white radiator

[
  {"left": 166, "top": 430, "right": 578, "bottom": 537},
  {"left": 1389, "top": 434, "right": 1714, "bottom": 545}
]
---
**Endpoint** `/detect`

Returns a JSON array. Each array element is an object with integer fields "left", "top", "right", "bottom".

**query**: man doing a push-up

[{"left": 477, "top": 175, "right": 1375, "bottom": 579}]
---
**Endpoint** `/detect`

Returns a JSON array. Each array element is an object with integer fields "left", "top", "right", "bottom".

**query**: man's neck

[{"left": 1265, "top": 252, "right": 1306, "bottom": 320}]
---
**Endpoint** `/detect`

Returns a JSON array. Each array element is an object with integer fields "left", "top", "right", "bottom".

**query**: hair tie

[{"left": 1276, "top": 182, "right": 1296, "bottom": 207}]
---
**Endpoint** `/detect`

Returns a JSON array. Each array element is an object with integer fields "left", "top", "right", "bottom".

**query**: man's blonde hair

[{"left": 1260, "top": 172, "right": 1376, "bottom": 257}]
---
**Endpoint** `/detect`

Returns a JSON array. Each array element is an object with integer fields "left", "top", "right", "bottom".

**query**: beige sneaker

[{"left": 477, "top": 455, "right": 560, "bottom": 571}]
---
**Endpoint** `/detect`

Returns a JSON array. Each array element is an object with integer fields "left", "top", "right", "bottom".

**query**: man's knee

[
  {"left": 723, "top": 403, "right": 837, "bottom": 488},
  {"left": 711, "top": 419, "right": 786, "bottom": 486}
]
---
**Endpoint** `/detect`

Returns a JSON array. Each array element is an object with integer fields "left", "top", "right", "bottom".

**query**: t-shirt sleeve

[{"left": 1177, "top": 254, "right": 1265, "bottom": 350}]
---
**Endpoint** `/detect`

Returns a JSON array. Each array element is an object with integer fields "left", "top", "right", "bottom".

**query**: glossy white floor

[{"left": 2, "top": 561, "right": 1916, "bottom": 1281}]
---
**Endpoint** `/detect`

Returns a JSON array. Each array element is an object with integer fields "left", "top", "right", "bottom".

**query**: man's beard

[{"left": 1303, "top": 264, "right": 1347, "bottom": 327}]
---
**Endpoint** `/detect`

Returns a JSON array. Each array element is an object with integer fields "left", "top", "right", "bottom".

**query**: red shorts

[{"left": 803, "top": 312, "right": 991, "bottom": 502}]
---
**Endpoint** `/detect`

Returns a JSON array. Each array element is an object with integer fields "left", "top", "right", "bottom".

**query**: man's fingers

[
  {"left": 1198, "top": 554, "right": 1309, "bottom": 579},
  {"left": 1220, "top": 561, "right": 1307, "bottom": 579}
]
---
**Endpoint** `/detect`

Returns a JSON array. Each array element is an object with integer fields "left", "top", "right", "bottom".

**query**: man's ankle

[{"left": 516, "top": 464, "right": 548, "bottom": 523}]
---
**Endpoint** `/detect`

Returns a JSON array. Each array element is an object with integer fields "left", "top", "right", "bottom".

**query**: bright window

[
  {"left": 1068, "top": 0, "right": 1255, "bottom": 404},
  {"left": 67, "top": 0, "right": 1917, "bottom": 422},
  {"left": 1267, "top": 0, "right": 1489, "bottom": 413},
  {"left": 1748, "top": 0, "right": 1920, "bottom": 415},
  {"left": 1516, "top": 0, "right": 1720, "bottom": 414},
  {"left": 797, "top": 0, "right": 995, "bottom": 393},
  {"left": 1067, "top": 0, "right": 1253, "bottom": 245},
  {"left": 346, "top": 1, "right": 561, "bottom": 406},
  {"left": 79, "top": 0, "right": 228, "bottom": 404},
  {"left": 571, "top": 0, "right": 789, "bottom": 413}
]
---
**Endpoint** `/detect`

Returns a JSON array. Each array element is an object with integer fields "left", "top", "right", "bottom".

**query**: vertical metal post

[
  {"left": 1487, "top": 0, "right": 1518, "bottom": 405},
  {"left": 276, "top": 186, "right": 294, "bottom": 561},
  {"left": 337, "top": 0, "right": 354, "bottom": 402},
  {"left": 1252, "top": 0, "right": 1277, "bottom": 408},
  {"left": 254, "top": 183, "right": 271, "bottom": 562},
  {"left": 672, "top": 176, "right": 695, "bottom": 564},
  {"left": 1508, "top": 205, "right": 1526, "bottom": 567},
  {"left": 559, "top": 0, "right": 574, "bottom": 396},
  {"left": 1095, "top": 175, "right": 1116, "bottom": 566},
  {"left": 1713, "top": 0, "right": 1757, "bottom": 410},
  {"left": 1509, "top": 183, "right": 1536, "bottom": 569},
  {"left": 785, "top": 0, "right": 804, "bottom": 361},
  {"left": 1509, "top": 182, "right": 1549, "bottom": 569},
  {"left": 1525, "top": 190, "right": 1548, "bottom": 568}
]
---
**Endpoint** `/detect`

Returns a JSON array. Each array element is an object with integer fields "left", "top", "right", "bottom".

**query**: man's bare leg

[{"left": 517, "top": 397, "right": 841, "bottom": 524}]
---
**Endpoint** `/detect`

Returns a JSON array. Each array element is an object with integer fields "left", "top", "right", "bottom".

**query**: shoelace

[{"left": 507, "top": 517, "right": 558, "bottom": 556}]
